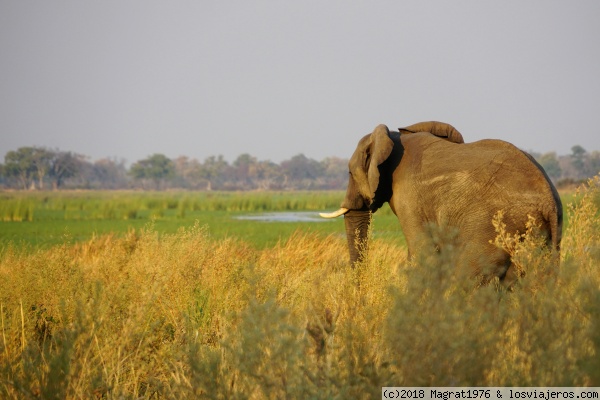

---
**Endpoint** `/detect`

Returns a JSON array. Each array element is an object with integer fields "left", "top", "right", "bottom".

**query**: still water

[{"left": 235, "top": 212, "right": 332, "bottom": 223}]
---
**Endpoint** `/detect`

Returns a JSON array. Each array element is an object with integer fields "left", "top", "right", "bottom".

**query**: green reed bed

[
  {"left": 0, "top": 191, "right": 355, "bottom": 249},
  {"left": 0, "top": 191, "right": 345, "bottom": 219}
]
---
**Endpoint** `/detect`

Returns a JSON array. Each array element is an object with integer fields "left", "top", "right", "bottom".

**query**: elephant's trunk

[{"left": 344, "top": 210, "right": 371, "bottom": 266}]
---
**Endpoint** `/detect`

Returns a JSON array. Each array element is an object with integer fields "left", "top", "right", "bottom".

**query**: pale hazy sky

[{"left": 1, "top": 1, "right": 599, "bottom": 164}]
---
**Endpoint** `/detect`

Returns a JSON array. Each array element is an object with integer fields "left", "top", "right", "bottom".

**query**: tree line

[
  {"left": 0, "top": 145, "right": 598, "bottom": 191},
  {"left": 0, "top": 147, "right": 348, "bottom": 190}
]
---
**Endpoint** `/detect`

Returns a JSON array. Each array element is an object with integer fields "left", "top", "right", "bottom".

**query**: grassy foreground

[{"left": 0, "top": 178, "right": 599, "bottom": 397}]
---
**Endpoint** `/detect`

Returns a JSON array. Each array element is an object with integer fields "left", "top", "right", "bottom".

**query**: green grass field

[
  {"left": 0, "top": 182, "right": 598, "bottom": 398},
  {"left": 0, "top": 190, "right": 405, "bottom": 250},
  {"left": 0, "top": 189, "right": 580, "bottom": 251}
]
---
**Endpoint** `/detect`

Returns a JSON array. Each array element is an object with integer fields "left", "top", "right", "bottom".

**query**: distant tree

[
  {"left": 49, "top": 151, "right": 84, "bottom": 190},
  {"left": 196, "top": 155, "right": 229, "bottom": 191},
  {"left": 29, "top": 147, "right": 53, "bottom": 189},
  {"left": 2, "top": 147, "right": 53, "bottom": 189},
  {"left": 320, "top": 157, "right": 348, "bottom": 189},
  {"left": 571, "top": 145, "right": 587, "bottom": 177},
  {"left": 232, "top": 153, "right": 259, "bottom": 189},
  {"left": 254, "top": 160, "right": 284, "bottom": 190},
  {"left": 588, "top": 151, "right": 600, "bottom": 177},
  {"left": 280, "top": 154, "right": 323, "bottom": 188},
  {"left": 536, "top": 152, "right": 562, "bottom": 182},
  {"left": 130, "top": 154, "right": 175, "bottom": 189},
  {"left": 173, "top": 156, "right": 204, "bottom": 189},
  {"left": 3, "top": 147, "right": 38, "bottom": 189},
  {"left": 87, "top": 158, "right": 129, "bottom": 189}
]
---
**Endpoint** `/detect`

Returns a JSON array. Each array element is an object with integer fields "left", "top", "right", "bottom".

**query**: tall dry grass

[{"left": 0, "top": 177, "right": 599, "bottom": 398}]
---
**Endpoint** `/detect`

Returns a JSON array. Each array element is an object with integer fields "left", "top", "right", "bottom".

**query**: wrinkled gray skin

[{"left": 328, "top": 121, "right": 562, "bottom": 286}]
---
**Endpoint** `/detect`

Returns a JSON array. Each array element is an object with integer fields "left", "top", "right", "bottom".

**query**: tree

[
  {"left": 571, "top": 145, "right": 587, "bottom": 178},
  {"left": 320, "top": 157, "right": 348, "bottom": 189},
  {"left": 280, "top": 154, "right": 324, "bottom": 188},
  {"left": 26, "top": 147, "right": 53, "bottom": 189},
  {"left": 2, "top": 147, "right": 53, "bottom": 189},
  {"left": 3, "top": 147, "right": 38, "bottom": 189},
  {"left": 195, "top": 155, "right": 229, "bottom": 191},
  {"left": 254, "top": 160, "right": 284, "bottom": 190},
  {"left": 536, "top": 152, "right": 562, "bottom": 183},
  {"left": 130, "top": 154, "right": 175, "bottom": 189},
  {"left": 232, "top": 154, "right": 259, "bottom": 189},
  {"left": 49, "top": 151, "right": 83, "bottom": 190},
  {"left": 588, "top": 151, "right": 600, "bottom": 177},
  {"left": 86, "top": 158, "right": 129, "bottom": 189},
  {"left": 173, "top": 156, "right": 204, "bottom": 189}
]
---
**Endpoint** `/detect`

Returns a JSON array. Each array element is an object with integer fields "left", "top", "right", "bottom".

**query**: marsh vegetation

[{"left": 0, "top": 178, "right": 599, "bottom": 398}]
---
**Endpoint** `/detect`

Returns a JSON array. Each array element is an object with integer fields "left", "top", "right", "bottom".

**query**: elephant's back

[
  {"left": 398, "top": 133, "right": 560, "bottom": 235},
  {"left": 400, "top": 134, "right": 533, "bottom": 178},
  {"left": 398, "top": 133, "right": 556, "bottom": 197},
  {"left": 463, "top": 139, "right": 555, "bottom": 193},
  {"left": 452, "top": 139, "right": 556, "bottom": 204},
  {"left": 466, "top": 138, "right": 526, "bottom": 158}
]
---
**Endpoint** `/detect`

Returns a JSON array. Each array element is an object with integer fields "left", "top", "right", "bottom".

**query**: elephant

[{"left": 320, "top": 121, "right": 562, "bottom": 286}]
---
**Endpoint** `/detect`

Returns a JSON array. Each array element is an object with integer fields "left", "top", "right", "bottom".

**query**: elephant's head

[
  {"left": 320, "top": 121, "right": 463, "bottom": 266},
  {"left": 320, "top": 124, "right": 399, "bottom": 265}
]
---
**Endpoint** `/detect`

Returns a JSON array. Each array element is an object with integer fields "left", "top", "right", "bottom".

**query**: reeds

[
  {"left": 0, "top": 179, "right": 599, "bottom": 397},
  {"left": 0, "top": 199, "right": 34, "bottom": 222},
  {"left": 0, "top": 191, "right": 344, "bottom": 222}
]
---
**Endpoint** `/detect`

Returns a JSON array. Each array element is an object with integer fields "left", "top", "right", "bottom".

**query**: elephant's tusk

[{"left": 319, "top": 208, "right": 349, "bottom": 218}]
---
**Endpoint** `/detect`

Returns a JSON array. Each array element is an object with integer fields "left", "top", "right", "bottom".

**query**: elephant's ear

[
  {"left": 399, "top": 121, "right": 464, "bottom": 144},
  {"left": 368, "top": 125, "right": 395, "bottom": 196},
  {"left": 349, "top": 124, "right": 394, "bottom": 205}
]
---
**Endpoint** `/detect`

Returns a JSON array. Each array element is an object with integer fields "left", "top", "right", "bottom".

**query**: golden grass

[{"left": 0, "top": 177, "right": 599, "bottom": 398}]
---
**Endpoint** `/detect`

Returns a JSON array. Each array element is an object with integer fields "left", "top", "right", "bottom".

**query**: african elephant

[{"left": 321, "top": 121, "right": 562, "bottom": 286}]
